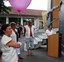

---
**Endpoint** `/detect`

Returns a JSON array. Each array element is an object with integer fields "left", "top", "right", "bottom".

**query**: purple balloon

[{"left": 9, "top": 0, "right": 32, "bottom": 12}]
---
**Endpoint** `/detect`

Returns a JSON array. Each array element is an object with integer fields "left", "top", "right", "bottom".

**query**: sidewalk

[{"left": 18, "top": 47, "right": 63, "bottom": 62}]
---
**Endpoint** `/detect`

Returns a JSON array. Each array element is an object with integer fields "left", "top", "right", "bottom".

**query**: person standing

[
  {"left": 46, "top": 25, "right": 56, "bottom": 36},
  {"left": 1, "top": 24, "right": 20, "bottom": 62},
  {"left": 10, "top": 22, "right": 24, "bottom": 59},
  {"left": 24, "top": 20, "right": 35, "bottom": 55},
  {"left": 16, "top": 23, "right": 22, "bottom": 38},
  {"left": 45, "top": 25, "right": 56, "bottom": 50}
]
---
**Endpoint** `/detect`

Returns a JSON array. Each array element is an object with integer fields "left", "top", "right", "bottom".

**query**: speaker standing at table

[
  {"left": 46, "top": 25, "right": 60, "bottom": 58},
  {"left": 46, "top": 25, "right": 56, "bottom": 37},
  {"left": 45, "top": 25, "right": 56, "bottom": 47}
]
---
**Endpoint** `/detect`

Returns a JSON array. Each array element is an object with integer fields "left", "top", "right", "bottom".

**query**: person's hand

[{"left": 18, "top": 42, "right": 22, "bottom": 46}]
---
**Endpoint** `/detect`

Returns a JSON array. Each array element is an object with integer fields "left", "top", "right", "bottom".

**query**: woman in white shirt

[{"left": 1, "top": 24, "right": 20, "bottom": 62}]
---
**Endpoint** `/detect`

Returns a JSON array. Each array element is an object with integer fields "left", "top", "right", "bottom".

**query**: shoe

[
  {"left": 27, "top": 53, "right": 33, "bottom": 56},
  {"left": 30, "top": 54, "right": 34, "bottom": 56},
  {"left": 27, "top": 54, "right": 30, "bottom": 56},
  {"left": 18, "top": 55, "right": 24, "bottom": 59}
]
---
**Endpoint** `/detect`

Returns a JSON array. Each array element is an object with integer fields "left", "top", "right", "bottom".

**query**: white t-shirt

[
  {"left": 46, "top": 29, "right": 56, "bottom": 36},
  {"left": 11, "top": 30, "right": 17, "bottom": 42},
  {"left": 1, "top": 35, "right": 18, "bottom": 62},
  {"left": 11, "top": 29, "right": 21, "bottom": 55},
  {"left": 24, "top": 25, "right": 35, "bottom": 38}
]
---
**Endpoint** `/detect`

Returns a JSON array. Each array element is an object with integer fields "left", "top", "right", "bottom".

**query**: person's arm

[
  {"left": 6, "top": 40, "right": 20, "bottom": 48},
  {"left": 45, "top": 29, "right": 49, "bottom": 36}
]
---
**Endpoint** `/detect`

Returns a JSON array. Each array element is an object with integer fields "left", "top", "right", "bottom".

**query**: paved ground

[
  {"left": 18, "top": 47, "right": 64, "bottom": 62},
  {"left": 0, "top": 47, "right": 63, "bottom": 62},
  {"left": 18, "top": 29, "right": 64, "bottom": 62}
]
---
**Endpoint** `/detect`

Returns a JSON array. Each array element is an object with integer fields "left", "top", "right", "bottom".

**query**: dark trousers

[{"left": 0, "top": 51, "right": 2, "bottom": 58}]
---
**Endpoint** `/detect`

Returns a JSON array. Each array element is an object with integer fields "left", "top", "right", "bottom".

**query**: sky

[{"left": 4, "top": 0, "right": 48, "bottom": 10}]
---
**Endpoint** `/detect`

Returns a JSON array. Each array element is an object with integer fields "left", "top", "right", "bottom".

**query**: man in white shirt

[
  {"left": 24, "top": 20, "right": 35, "bottom": 55},
  {"left": 46, "top": 25, "right": 56, "bottom": 36},
  {"left": 45, "top": 25, "right": 56, "bottom": 50},
  {"left": 10, "top": 22, "right": 24, "bottom": 59}
]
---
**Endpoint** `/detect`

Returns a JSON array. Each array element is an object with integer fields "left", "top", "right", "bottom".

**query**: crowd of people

[
  {"left": 0, "top": 20, "right": 35, "bottom": 62},
  {"left": 0, "top": 19, "right": 57, "bottom": 62}
]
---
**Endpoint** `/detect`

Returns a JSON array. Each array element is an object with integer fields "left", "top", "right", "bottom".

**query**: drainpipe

[
  {"left": 47, "top": 0, "right": 53, "bottom": 25},
  {"left": 50, "top": 0, "right": 53, "bottom": 25}
]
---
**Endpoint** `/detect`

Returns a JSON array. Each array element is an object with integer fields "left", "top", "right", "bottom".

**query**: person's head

[
  {"left": 48, "top": 25, "right": 52, "bottom": 30},
  {"left": 28, "top": 20, "right": 32, "bottom": 26},
  {"left": 1, "top": 24, "right": 12, "bottom": 36},
  {"left": 24, "top": 22, "right": 27, "bottom": 26},
  {"left": 10, "top": 22, "right": 16, "bottom": 30}
]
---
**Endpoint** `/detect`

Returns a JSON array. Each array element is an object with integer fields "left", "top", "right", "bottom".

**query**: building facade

[{"left": 0, "top": 9, "right": 47, "bottom": 29}]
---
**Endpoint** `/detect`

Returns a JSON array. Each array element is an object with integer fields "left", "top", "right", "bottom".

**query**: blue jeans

[{"left": 25, "top": 37, "right": 34, "bottom": 50}]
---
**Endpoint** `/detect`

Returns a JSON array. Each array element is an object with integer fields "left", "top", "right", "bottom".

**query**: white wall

[
  {"left": 6, "top": 17, "right": 9, "bottom": 24},
  {"left": 20, "top": 17, "right": 23, "bottom": 25},
  {"left": 34, "top": 18, "right": 39, "bottom": 29},
  {"left": 47, "top": 0, "right": 51, "bottom": 11}
]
